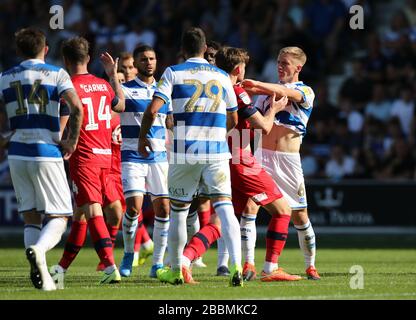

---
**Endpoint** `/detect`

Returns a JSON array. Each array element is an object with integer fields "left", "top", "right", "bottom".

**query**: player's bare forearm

[
  {"left": 244, "top": 87, "right": 271, "bottom": 96},
  {"left": 139, "top": 97, "right": 165, "bottom": 139},
  {"left": 67, "top": 105, "right": 82, "bottom": 145},
  {"left": 227, "top": 111, "right": 238, "bottom": 132},
  {"left": 62, "top": 89, "right": 83, "bottom": 145},
  {"left": 243, "top": 80, "right": 303, "bottom": 103},
  {"left": 59, "top": 115, "right": 69, "bottom": 138},
  {"left": 140, "top": 110, "right": 156, "bottom": 140},
  {"left": 0, "top": 100, "right": 9, "bottom": 132},
  {"left": 249, "top": 95, "right": 288, "bottom": 134},
  {"left": 138, "top": 98, "right": 164, "bottom": 157},
  {"left": 0, "top": 100, "right": 12, "bottom": 148},
  {"left": 109, "top": 75, "right": 125, "bottom": 113}
]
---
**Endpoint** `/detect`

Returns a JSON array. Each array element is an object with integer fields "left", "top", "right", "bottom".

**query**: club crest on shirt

[
  {"left": 299, "top": 86, "right": 312, "bottom": 96},
  {"left": 239, "top": 91, "right": 251, "bottom": 105}
]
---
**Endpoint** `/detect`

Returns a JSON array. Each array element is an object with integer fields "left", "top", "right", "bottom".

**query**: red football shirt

[
  {"left": 228, "top": 85, "right": 257, "bottom": 163},
  {"left": 70, "top": 74, "right": 116, "bottom": 168}
]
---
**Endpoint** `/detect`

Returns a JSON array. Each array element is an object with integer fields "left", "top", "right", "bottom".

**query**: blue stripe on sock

[
  {"left": 241, "top": 215, "right": 256, "bottom": 221},
  {"left": 294, "top": 223, "right": 311, "bottom": 231},
  {"left": 213, "top": 201, "right": 233, "bottom": 209},
  {"left": 124, "top": 213, "right": 138, "bottom": 221},
  {"left": 155, "top": 217, "right": 170, "bottom": 223},
  {"left": 24, "top": 224, "right": 42, "bottom": 231},
  {"left": 170, "top": 204, "right": 191, "bottom": 212}
]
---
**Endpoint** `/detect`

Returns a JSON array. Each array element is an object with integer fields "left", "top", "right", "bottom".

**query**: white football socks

[
  {"left": 35, "top": 217, "right": 67, "bottom": 253},
  {"left": 216, "top": 236, "right": 229, "bottom": 268},
  {"left": 24, "top": 224, "right": 42, "bottom": 249},
  {"left": 168, "top": 203, "right": 190, "bottom": 271},
  {"left": 213, "top": 200, "right": 241, "bottom": 268},
  {"left": 240, "top": 213, "right": 257, "bottom": 265},
  {"left": 122, "top": 212, "right": 138, "bottom": 253},
  {"left": 294, "top": 220, "right": 316, "bottom": 268},
  {"left": 152, "top": 216, "right": 169, "bottom": 265},
  {"left": 263, "top": 261, "right": 278, "bottom": 274},
  {"left": 186, "top": 210, "right": 200, "bottom": 242}
]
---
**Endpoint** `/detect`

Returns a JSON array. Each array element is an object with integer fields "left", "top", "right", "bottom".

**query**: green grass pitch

[{"left": 0, "top": 243, "right": 415, "bottom": 300}]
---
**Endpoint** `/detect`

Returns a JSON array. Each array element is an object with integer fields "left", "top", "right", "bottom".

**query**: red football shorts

[
  {"left": 70, "top": 165, "right": 110, "bottom": 207},
  {"left": 230, "top": 156, "right": 283, "bottom": 214},
  {"left": 103, "top": 172, "right": 125, "bottom": 211}
]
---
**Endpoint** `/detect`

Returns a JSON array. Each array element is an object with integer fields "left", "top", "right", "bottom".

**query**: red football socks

[
  {"left": 106, "top": 223, "right": 119, "bottom": 248},
  {"left": 183, "top": 223, "right": 221, "bottom": 261},
  {"left": 59, "top": 220, "right": 87, "bottom": 270},
  {"left": 88, "top": 216, "right": 115, "bottom": 267},
  {"left": 265, "top": 214, "right": 291, "bottom": 263},
  {"left": 197, "top": 209, "right": 212, "bottom": 228}
]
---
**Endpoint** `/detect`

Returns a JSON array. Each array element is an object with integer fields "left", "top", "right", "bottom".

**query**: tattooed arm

[{"left": 60, "top": 89, "right": 83, "bottom": 159}]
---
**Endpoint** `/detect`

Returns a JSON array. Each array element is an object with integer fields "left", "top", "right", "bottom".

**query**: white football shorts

[
  {"left": 168, "top": 160, "right": 232, "bottom": 203},
  {"left": 121, "top": 161, "right": 169, "bottom": 199},
  {"left": 9, "top": 159, "right": 73, "bottom": 215},
  {"left": 255, "top": 148, "right": 307, "bottom": 209}
]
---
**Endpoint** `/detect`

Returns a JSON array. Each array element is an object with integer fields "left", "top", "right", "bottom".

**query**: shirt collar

[
  {"left": 134, "top": 77, "right": 156, "bottom": 88},
  {"left": 186, "top": 57, "right": 209, "bottom": 64},
  {"left": 20, "top": 59, "right": 45, "bottom": 66},
  {"left": 279, "top": 81, "right": 304, "bottom": 85}
]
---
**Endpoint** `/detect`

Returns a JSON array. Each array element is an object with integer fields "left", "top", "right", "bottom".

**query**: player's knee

[
  {"left": 291, "top": 208, "right": 309, "bottom": 225},
  {"left": 244, "top": 199, "right": 259, "bottom": 215},
  {"left": 126, "top": 206, "right": 139, "bottom": 218},
  {"left": 104, "top": 210, "right": 122, "bottom": 226},
  {"left": 22, "top": 211, "right": 42, "bottom": 225},
  {"left": 268, "top": 197, "right": 291, "bottom": 217},
  {"left": 154, "top": 198, "right": 170, "bottom": 218},
  {"left": 198, "top": 197, "right": 211, "bottom": 211}
]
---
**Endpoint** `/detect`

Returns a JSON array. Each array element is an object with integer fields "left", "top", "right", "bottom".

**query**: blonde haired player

[{"left": 242, "top": 46, "right": 320, "bottom": 280}]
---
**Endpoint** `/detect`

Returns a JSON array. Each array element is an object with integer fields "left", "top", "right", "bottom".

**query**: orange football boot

[{"left": 260, "top": 268, "right": 302, "bottom": 282}]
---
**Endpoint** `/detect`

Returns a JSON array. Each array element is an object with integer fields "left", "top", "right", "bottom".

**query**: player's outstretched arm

[
  {"left": 248, "top": 94, "right": 288, "bottom": 134},
  {"left": 242, "top": 79, "right": 303, "bottom": 103},
  {"left": 138, "top": 96, "right": 165, "bottom": 157},
  {"left": 101, "top": 52, "right": 125, "bottom": 113},
  {"left": 227, "top": 110, "right": 238, "bottom": 132},
  {"left": 61, "top": 89, "right": 83, "bottom": 159},
  {"left": 0, "top": 100, "right": 13, "bottom": 148}
]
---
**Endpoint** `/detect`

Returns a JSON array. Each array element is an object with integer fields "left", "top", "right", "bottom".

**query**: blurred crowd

[{"left": 0, "top": 0, "right": 415, "bottom": 182}]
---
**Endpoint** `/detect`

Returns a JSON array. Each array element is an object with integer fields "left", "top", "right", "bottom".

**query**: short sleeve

[
  {"left": 56, "top": 68, "right": 75, "bottom": 97},
  {"left": 224, "top": 79, "right": 238, "bottom": 112},
  {"left": 235, "top": 87, "right": 257, "bottom": 119},
  {"left": 167, "top": 101, "right": 173, "bottom": 114},
  {"left": 295, "top": 85, "right": 315, "bottom": 109},
  {"left": 154, "top": 67, "right": 174, "bottom": 104}
]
